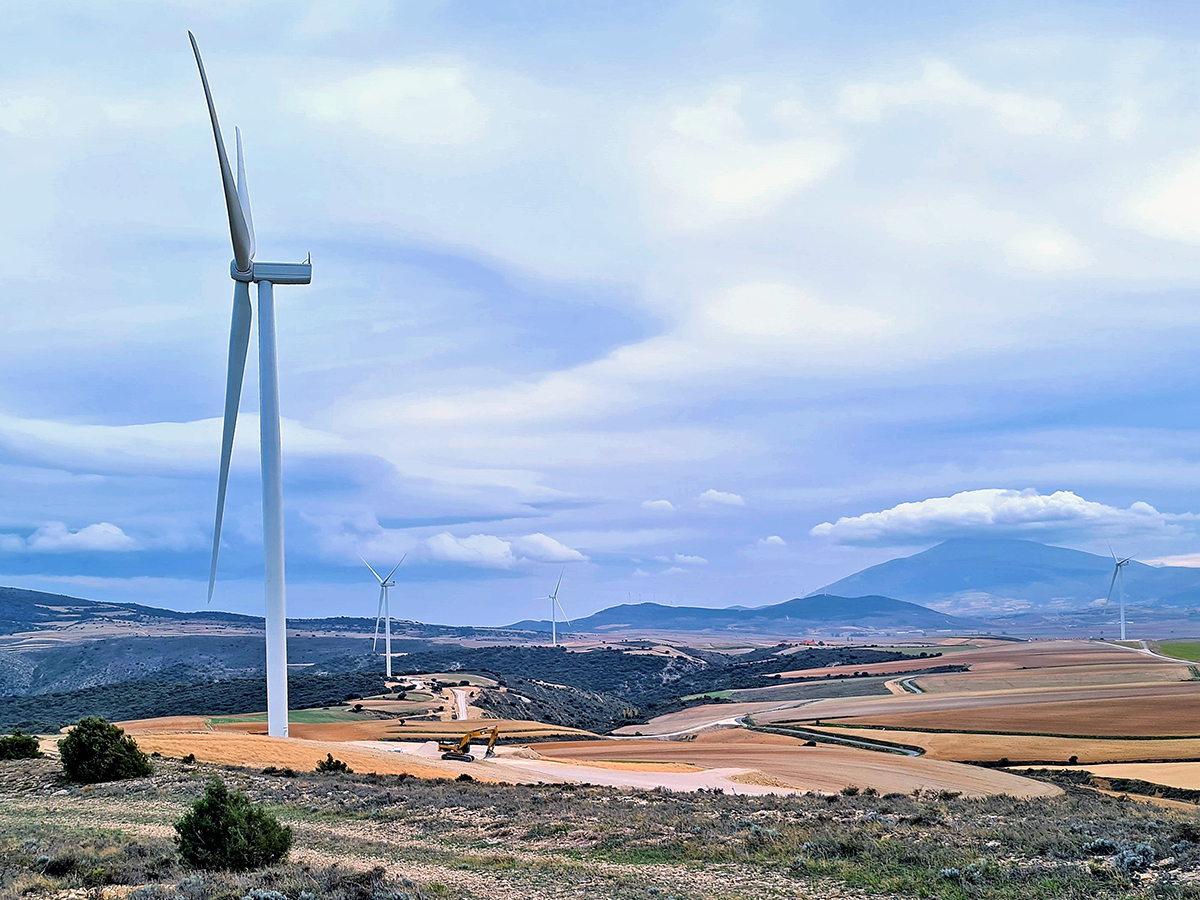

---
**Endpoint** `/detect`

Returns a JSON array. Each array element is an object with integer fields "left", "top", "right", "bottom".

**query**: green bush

[
  {"left": 175, "top": 777, "right": 292, "bottom": 870},
  {"left": 0, "top": 728, "right": 41, "bottom": 760},
  {"left": 58, "top": 717, "right": 152, "bottom": 783},
  {"left": 316, "top": 753, "right": 352, "bottom": 774}
]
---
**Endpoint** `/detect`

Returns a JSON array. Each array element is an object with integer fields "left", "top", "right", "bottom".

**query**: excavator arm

[{"left": 438, "top": 725, "right": 499, "bottom": 762}]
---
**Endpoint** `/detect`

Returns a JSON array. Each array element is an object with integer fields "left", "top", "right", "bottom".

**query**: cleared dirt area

[
  {"left": 813, "top": 726, "right": 1200, "bottom": 764},
  {"left": 534, "top": 729, "right": 1060, "bottom": 799}
]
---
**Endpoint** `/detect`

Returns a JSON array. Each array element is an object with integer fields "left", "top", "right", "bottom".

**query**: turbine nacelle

[{"left": 231, "top": 260, "right": 313, "bottom": 285}]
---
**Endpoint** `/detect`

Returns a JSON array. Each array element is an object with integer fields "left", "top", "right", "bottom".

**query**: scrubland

[{"left": 5, "top": 755, "right": 1200, "bottom": 900}]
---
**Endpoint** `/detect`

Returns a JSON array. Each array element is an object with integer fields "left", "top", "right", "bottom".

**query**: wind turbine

[
  {"left": 362, "top": 556, "right": 404, "bottom": 678},
  {"left": 192, "top": 32, "right": 312, "bottom": 739},
  {"left": 1105, "top": 540, "right": 1134, "bottom": 641},
  {"left": 545, "top": 569, "right": 572, "bottom": 647}
]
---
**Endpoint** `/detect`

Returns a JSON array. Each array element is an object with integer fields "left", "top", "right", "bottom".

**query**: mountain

[
  {"left": 0, "top": 586, "right": 261, "bottom": 636},
  {"left": 814, "top": 538, "right": 1200, "bottom": 616},
  {"left": 509, "top": 593, "right": 982, "bottom": 635}
]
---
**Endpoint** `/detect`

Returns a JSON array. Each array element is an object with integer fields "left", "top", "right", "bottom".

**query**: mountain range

[
  {"left": 508, "top": 593, "right": 982, "bottom": 635},
  {"left": 815, "top": 537, "right": 1200, "bottom": 617}
]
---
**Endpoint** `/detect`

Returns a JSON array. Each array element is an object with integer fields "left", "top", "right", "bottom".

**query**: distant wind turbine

[
  {"left": 192, "top": 32, "right": 312, "bottom": 739},
  {"left": 545, "top": 569, "right": 572, "bottom": 647},
  {"left": 362, "top": 556, "right": 404, "bottom": 678},
  {"left": 1105, "top": 540, "right": 1134, "bottom": 641}
]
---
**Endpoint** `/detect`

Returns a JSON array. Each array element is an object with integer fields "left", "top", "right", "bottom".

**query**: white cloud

[
  {"left": 0, "top": 521, "right": 141, "bottom": 553},
  {"left": 642, "top": 85, "right": 841, "bottom": 231},
  {"left": 424, "top": 532, "right": 515, "bottom": 568},
  {"left": 641, "top": 499, "right": 674, "bottom": 512},
  {"left": 1126, "top": 157, "right": 1200, "bottom": 245},
  {"left": 655, "top": 553, "right": 708, "bottom": 565},
  {"left": 299, "top": 65, "right": 489, "bottom": 145},
  {"left": 811, "top": 488, "right": 1195, "bottom": 545},
  {"left": 510, "top": 533, "right": 587, "bottom": 562},
  {"left": 839, "top": 60, "right": 1065, "bottom": 135},
  {"left": 758, "top": 535, "right": 786, "bottom": 547},
  {"left": 698, "top": 488, "right": 745, "bottom": 506},
  {"left": 1144, "top": 553, "right": 1200, "bottom": 568}
]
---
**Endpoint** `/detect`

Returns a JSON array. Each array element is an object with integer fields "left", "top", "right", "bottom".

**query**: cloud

[
  {"left": 811, "top": 488, "right": 1196, "bottom": 546},
  {"left": 424, "top": 532, "right": 515, "bottom": 568},
  {"left": 641, "top": 499, "right": 674, "bottom": 512},
  {"left": 839, "top": 60, "right": 1065, "bottom": 135},
  {"left": 0, "top": 521, "right": 140, "bottom": 553},
  {"left": 1145, "top": 553, "right": 1200, "bottom": 568},
  {"left": 758, "top": 535, "right": 786, "bottom": 547},
  {"left": 643, "top": 85, "right": 841, "bottom": 231},
  {"left": 1126, "top": 157, "right": 1200, "bottom": 245},
  {"left": 655, "top": 553, "right": 708, "bottom": 565},
  {"left": 510, "top": 533, "right": 587, "bottom": 562},
  {"left": 698, "top": 488, "right": 745, "bottom": 507},
  {"left": 299, "top": 65, "right": 489, "bottom": 145}
]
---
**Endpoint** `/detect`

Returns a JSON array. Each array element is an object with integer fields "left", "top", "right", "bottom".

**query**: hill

[
  {"left": 509, "top": 593, "right": 981, "bottom": 635},
  {"left": 814, "top": 537, "right": 1200, "bottom": 616}
]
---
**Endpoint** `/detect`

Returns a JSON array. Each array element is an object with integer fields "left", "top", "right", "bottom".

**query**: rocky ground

[{"left": 5, "top": 756, "right": 1200, "bottom": 899}]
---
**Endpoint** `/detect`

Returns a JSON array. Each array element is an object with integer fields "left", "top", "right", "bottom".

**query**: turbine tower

[
  {"left": 362, "top": 556, "right": 404, "bottom": 678},
  {"left": 192, "top": 32, "right": 312, "bottom": 739},
  {"left": 1105, "top": 544, "right": 1134, "bottom": 641},
  {"left": 545, "top": 569, "right": 572, "bottom": 647}
]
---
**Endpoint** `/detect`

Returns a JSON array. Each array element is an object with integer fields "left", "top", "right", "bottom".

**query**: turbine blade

[
  {"left": 556, "top": 598, "right": 573, "bottom": 628},
  {"left": 207, "top": 280, "right": 252, "bottom": 603},
  {"left": 552, "top": 567, "right": 564, "bottom": 601},
  {"left": 189, "top": 31, "right": 252, "bottom": 272},
  {"left": 234, "top": 127, "right": 256, "bottom": 261},
  {"left": 1105, "top": 566, "right": 1119, "bottom": 606},
  {"left": 384, "top": 554, "right": 406, "bottom": 583},
  {"left": 372, "top": 586, "right": 384, "bottom": 651},
  {"left": 359, "top": 555, "right": 384, "bottom": 583},
  {"left": 1105, "top": 536, "right": 1117, "bottom": 562}
]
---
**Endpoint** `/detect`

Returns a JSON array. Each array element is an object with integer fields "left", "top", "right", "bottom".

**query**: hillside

[
  {"left": 510, "top": 593, "right": 981, "bottom": 634},
  {"left": 814, "top": 538, "right": 1200, "bottom": 616}
]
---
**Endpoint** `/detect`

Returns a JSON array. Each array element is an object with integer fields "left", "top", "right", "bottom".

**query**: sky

[{"left": 7, "top": 1, "right": 1200, "bottom": 624}]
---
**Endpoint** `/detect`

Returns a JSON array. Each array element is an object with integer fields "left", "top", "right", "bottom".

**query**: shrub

[
  {"left": 181, "top": 753, "right": 196, "bottom": 764},
  {"left": 175, "top": 777, "right": 292, "bottom": 870},
  {"left": 316, "top": 753, "right": 352, "bottom": 774},
  {"left": 58, "top": 717, "right": 152, "bottom": 783},
  {"left": 0, "top": 729, "right": 41, "bottom": 760}
]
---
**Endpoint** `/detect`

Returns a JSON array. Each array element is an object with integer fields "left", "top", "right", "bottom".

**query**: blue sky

[{"left": 6, "top": 1, "right": 1200, "bottom": 624}]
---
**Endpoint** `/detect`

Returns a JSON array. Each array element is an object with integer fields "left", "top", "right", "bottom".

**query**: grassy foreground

[{"left": 4, "top": 757, "right": 1200, "bottom": 899}]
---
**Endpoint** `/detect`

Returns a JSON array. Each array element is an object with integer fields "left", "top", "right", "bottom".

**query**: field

[
  {"left": 1160, "top": 641, "right": 1200, "bottom": 662},
  {"left": 535, "top": 730, "right": 1060, "bottom": 798}
]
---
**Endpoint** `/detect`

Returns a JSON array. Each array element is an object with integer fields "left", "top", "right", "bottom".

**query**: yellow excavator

[{"left": 438, "top": 725, "right": 499, "bottom": 762}]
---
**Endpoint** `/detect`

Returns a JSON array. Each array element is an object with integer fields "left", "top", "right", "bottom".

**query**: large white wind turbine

[
  {"left": 192, "top": 32, "right": 312, "bottom": 739},
  {"left": 545, "top": 569, "right": 572, "bottom": 647},
  {"left": 1105, "top": 542, "right": 1134, "bottom": 641},
  {"left": 362, "top": 556, "right": 404, "bottom": 678}
]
